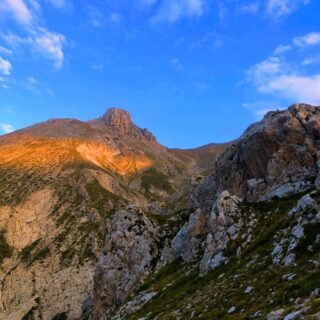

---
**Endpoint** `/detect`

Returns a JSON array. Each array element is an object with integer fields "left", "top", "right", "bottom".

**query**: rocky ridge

[
  {"left": 1, "top": 104, "right": 320, "bottom": 320},
  {"left": 104, "top": 104, "right": 320, "bottom": 320}
]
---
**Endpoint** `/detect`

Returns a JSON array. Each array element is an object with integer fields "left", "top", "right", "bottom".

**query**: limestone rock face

[
  {"left": 0, "top": 189, "right": 95, "bottom": 320},
  {"left": 193, "top": 104, "right": 320, "bottom": 209},
  {"left": 91, "top": 206, "right": 159, "bottom": 319},
  {"left": 100, "top": 108, "right": 158, "bottom": 144},
  {"left": 199, "top": 191, "right": 242, "bottom": 274},
  {"left": 162, "top": 191, "right": 243, "bottom": 274},
  {"left": 271, "top": 191, "right": 320, "bottom": 267},
  {"left": 101, "top": 108, "right": 132, "bottom": 134}
]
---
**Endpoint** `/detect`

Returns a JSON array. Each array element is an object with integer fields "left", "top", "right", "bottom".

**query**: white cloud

[
  {"left": 87, "top": 5, "right": 105, "bottom": 28},
  {"left": 47, "top": 0, "right": 67, "bottom": 8},
  {"left": 247, "top": 55, "right": 320, "bottom": 105},
  {"left": 4, "top": 29, "right": 66, "bottom": 68},
  {"left": 194, "top": 81, "right": 210, "bottom": 94},
  {"left": 273, "top": 44, "right": 292, "bottom": 55},
  {"left": 242, "top": 101, "right": 283, "bottom": 118},
  {"left": 265, "top": 0, "right": 310, "bottom": 18},
  {"left": 238, "top": 2, "right": 259, "bottom": 14},
  {"left": 151, "top": 0, "right": 204, "bottom": 23},
  {"left": 0, "top": 56, "right": 12, "bottom": 75},
  {"left": 34, "top": 28, "right": 65, "bottom": 69},
  {"left": 1, "top": 0, "right": 67, "bottom": 69},
  {"left": 301, "top": 56, "right": 320, "bottom": 66},
  {"left": 0, "top": 0, "right": 34, "bottom": 25},
  {"left": 247, "top": 56, "right": 284, "bottom": 85},
  {"left": 293, "top": 32, "right": 320, "bottom": 47},
  {"left": 190, "top": 32, "right": 223, "bottom": 50},
  {"left": 260, "top": 74, "right": 320, "bottom": 104},
  {"left": 171, "top": 58, "right": 183, "bottom": 71},
  {"left": 25, "top": 76, "right": 39, "bottom": 92},
  {"left": 0, "top": 46, "right": 13, "bottom": 55},
  {"left": 92, "top": 63, "right": 104, "bottom": 70},
  {"left": 111, "top": 13, "right": 123, "bottom": 23},
  {"left": 246, "top": 30, "right": 320, "bottom": 105},
  {"left": 0, "top": 123, "right": 14, "bottom": 133}
]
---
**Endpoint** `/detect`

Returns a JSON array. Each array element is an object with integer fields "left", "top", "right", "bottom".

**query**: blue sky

[{"left": 0, "top": 0, "right": 320, "bottom": 148}]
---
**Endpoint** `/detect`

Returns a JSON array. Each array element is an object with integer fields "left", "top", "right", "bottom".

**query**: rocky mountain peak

[
  {"left": 98, "top": 107, "right": 158, "bottom": 144},
  {"left": 101, "top": 108, "right": 132, "bottom": 134}
]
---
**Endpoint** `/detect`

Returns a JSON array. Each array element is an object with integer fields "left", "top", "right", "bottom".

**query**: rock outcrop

[
  {"left": 100, "top": 108, "right": 158, "bottom": 144},
  {"left": 91, "top": 207, "right": 159, "bottom": 319},
  {"left": 101, "top": 108, "right": 133, "bottom": 134},
  {"left": 161, "top": 104, "right": 320, "bottom": 277},
  {"left": 193, "top": 104, "right": 320, "bottom": 210},
  {"left": 161, "top": 191, "right": 245, "bottom": 274}
]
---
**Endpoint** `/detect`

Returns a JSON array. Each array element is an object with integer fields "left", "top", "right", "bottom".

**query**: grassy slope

[{"left": 116, "top": 194, "right": 320, "bottom": 320}]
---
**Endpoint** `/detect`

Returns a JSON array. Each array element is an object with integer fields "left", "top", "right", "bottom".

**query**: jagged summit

[
  {"left": 101, "top": 108, "right": 132, "bottom": 134},
  {"left": 90, "top": 107, "right": 158, "bottom": 144}
]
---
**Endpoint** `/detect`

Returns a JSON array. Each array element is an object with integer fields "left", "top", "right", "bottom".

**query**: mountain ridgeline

[{"left": 0, "top": 104, "right": 319, "bottom": 320}]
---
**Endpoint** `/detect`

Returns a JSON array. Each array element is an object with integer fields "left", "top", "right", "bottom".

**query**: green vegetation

[
  {"left": 20, "top": 239, "right": 42, "bottom": 263},
  {"left": 86, "top": 179, "right": 121, "bottom": 210},
  {"left": 60, "top": 246, "right": 76, "bottom": 266},
  {"left": 0, "top": 230, "right": 12, "bottom": 264},
  {"left": 0, "top": 167, "right": 50, "bottom": 206},
  {"left": 32, "top": 247, "right": 50, "bottom": 264},
  {"left": 141, "top": 167, "right": 174, "bottom": 194},
  {"left": 20, "top": 239, "right": 50, "bottom": 266},
  {"left": 295, "top": 222, "right": 320, "bottom": 258},
  {"left": 116, "top": 194, "right": 320, "bottom": 320}
]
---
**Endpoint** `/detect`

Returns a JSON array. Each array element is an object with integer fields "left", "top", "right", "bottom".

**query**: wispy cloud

[
  {"left": 47, "top": 0, "right": 68, "bottom": 9},
  {"left": 138, "top": 0, "right": 158, "bottom": 7},
  {"left": 87, "top": 5, "right": 105, "bottom": 28},
  {"left": 247, "top": 58, "right": 320, "bottom": 104},
  {"left": 265, "top": 0, "right": 310, "bottom": 18},
  {"left": 0, "top": 75, "right": 10, "bottom": 89},
  {"left": 92, "top": 63, "right": 104, "bottom": 70},
  {"left": 301, "top": 56, "right": 320, "bottom": 66},
  {"left": 111, "top": 12, "right": 123, "bottom": 23},
  {"left": 238, "top": 2, "right": 260, "bottom": 14},
  {"left": 246, "top": 31, "right": 320, "bottom": 105},
  {"left": 273, "top": 44, "right": 292, "bottom": 55},
  {"left": 190, "top": 31, "right": 223, "bottom": 50},
  {"left": 0, "top": 123, "right": 14, "bottom": 134},
  {"left": 194, "top": 81, "right": 210, "bottom": 94},
  {"left": 171, "top": 58, "right": 184, "bottom": 71},
  {"left": 34, "top": 28, "right": 66, "bottom": 69},
  {"left": 0, "top": 56, "right": 12, "bottom": 76},
  {"left": 0, "top": 0, "right": 34, "bottom": 26},
  {"left": 151, "top": 0, "right": 204, "bottom": 23},
  {"left": 0, "top": 45, "right": 13, "bottom": 55},
  {"left": 0, "top": 0, "right": 67, "bottom": 69},
  {"left": 242, "top": 101, "right": 283, "bottom": 119},
  {"left": 293, "top": 32, "right": 320, "bottom": 47}
]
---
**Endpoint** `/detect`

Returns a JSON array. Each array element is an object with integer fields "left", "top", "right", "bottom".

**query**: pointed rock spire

[{"left": 101, "top": 108, "right": 132, "bottom": 134}]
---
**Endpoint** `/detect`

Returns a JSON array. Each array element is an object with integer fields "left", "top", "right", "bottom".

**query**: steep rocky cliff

[
  {"left": 1, "top": 104, "right": 320, "bottom": 320},
  {"left": 193, "top": 104, "right": 320, "bottom": 209}
]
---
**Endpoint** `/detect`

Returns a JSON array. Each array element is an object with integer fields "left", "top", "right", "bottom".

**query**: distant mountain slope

[{"left": 0, "top": 108, "right": 226, "bottom": 320}]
